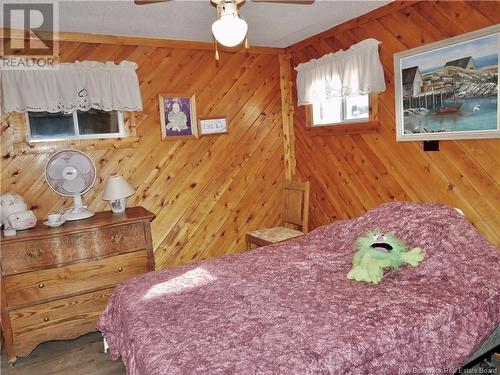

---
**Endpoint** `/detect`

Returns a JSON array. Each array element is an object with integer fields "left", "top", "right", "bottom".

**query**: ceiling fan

[{"left": 135, "top": 0, "right": 314, "bottom": 50}]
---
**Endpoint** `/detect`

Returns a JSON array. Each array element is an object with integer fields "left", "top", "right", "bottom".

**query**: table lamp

[{"left": 102, "top": 175, "right": 135, "bottom": 213}]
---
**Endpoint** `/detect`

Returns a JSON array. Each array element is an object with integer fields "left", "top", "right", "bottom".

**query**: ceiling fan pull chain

[{"left": 215, "top": 40, "right": 220, "bottom": 61}]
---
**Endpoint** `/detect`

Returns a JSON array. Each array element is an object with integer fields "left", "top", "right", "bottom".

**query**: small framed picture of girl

[{"left": 159, "top": 93, "right": 198, "bottom": 140}]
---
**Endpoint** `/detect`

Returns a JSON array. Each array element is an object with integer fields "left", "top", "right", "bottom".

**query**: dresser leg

[{"left": 2, "top": 276, "right": 17, "bottom": 368}]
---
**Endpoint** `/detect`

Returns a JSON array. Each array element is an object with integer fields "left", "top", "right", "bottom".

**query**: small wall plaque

[{"left": 198, "top": 116, "right": 228, "bottom": 136}]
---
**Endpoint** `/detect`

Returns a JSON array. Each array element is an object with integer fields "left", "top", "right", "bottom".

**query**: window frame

[
  {"left": 6, "top": 111, "right": 139, "bottom": 155},
  {"left": 304, "top": 94, "right": 380, "bottom": 136},
  {"left": 26, "top": 110, "right": 126, "bottom": 143},
  {"left": 311, "top": 94, "right": 370, "bottom": 127}
]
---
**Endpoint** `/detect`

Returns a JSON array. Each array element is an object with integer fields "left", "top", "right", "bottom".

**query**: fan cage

[{"left": 45, "top": 149, "right": 97, "bottom": 197}]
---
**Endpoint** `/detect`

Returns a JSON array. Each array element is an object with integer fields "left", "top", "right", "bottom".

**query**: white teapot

[{"left": 0, "top": 193, "right": 37, "bottom": 236}]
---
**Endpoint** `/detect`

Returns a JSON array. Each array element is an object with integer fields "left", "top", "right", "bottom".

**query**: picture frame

[
  {"left": 159, "top": 93, "right": 198, "bottom": 140},
  {"left": 198, "top": 116, "right": 228, "bottom": 136},
  {"left": 394, "top": 24, "right": 500, "bottom": 141}
]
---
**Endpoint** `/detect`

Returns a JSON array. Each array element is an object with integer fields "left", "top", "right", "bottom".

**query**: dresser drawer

[
  {"left": 4, "top": 250, "right": 149, "bottom": 307},
  {"left": 1, "top": 222, "right": 147, "bottom": 275},
  {"left": 10, "top": 288, "right": 113, "bottom": 358}
]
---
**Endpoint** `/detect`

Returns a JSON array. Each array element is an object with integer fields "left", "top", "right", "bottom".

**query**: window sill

[
  {"left": 6, "top": 112, "right": 139, "bottom": 155},
  {"left": 13, "top": 136, "right": 140, "bottom": 155},
  {"left": 305, "top": 120, "right": 380, "bottom": 136}
]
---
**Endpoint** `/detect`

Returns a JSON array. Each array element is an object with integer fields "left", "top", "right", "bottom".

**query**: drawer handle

[
  {"left": 118, "top": 267, "right": 123, "bottom": 272},
  {"left": 111, "top": 234, "right": 126, "bottom": 244},
  {"left": 27, "top": 249, "right": 45, "bottom": 258},
  {"left": 38, "top": 283, "right": 44, "bottom": 288},
  {"left": 43, "top": 317, "right": 49, "bottom": 322}
]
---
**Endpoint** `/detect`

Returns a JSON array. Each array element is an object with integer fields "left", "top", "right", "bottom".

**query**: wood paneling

[
  {"left": 279, "top": 54, "right": 296, "bottom": 180},
  {"left": 289, "top": 1, "right": 500, "bottom": 245},
  {"left": 1, "top": 37, "right": 285, "bottom": 269},
  {"left": 0, "top": 28, "right": 285, "bottom": 55},
  {"left": 3, "top": 0, "right": 498, "bottom": 267}
]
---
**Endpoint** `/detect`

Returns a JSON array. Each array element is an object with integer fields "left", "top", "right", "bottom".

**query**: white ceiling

[{"left": 55, "top": 0, "right": 390, "bottom": 48}]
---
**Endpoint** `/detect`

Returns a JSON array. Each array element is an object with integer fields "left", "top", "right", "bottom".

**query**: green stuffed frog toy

[{"left": 347, "top": 229, "right": 424, "bottom": 284}]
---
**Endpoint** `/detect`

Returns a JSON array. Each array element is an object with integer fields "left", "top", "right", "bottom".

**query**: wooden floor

[{"left": 0, "top": 332, "right": 125, "bottom": 375}]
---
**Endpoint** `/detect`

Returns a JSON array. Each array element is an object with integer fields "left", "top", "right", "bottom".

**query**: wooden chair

[{"left": 246, "top": 177, "right": 310, "bottom": 249}]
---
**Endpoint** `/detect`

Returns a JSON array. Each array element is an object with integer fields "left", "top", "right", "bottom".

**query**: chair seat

[{"left": 246, "top": 227, "right": 304, "bottom": 245}]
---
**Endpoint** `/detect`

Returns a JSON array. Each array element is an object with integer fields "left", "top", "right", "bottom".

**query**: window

[
  {"left": 27, "top": 109, "right": 125, "bottom": 141},
  {"left": 311, "top": 94, "right": 369, "bottom": 126},
  {"left": 295, "top": 38, "right": 385, "bottom": 134}
]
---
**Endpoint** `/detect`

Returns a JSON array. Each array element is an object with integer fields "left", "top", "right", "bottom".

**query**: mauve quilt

[{"left": 97, "top": 202, "right": 500, "bottom": 375}]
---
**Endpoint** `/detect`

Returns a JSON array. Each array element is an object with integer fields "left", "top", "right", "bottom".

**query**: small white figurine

[{"left": 0, "top": 193, "right": 37, "bottom": 236}]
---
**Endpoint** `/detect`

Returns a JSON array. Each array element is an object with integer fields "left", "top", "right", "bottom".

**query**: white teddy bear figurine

[{"left": 0, "top": 193, "right": 37, "bottom": 236}]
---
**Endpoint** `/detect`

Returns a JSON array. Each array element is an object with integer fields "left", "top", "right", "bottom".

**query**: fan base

[{"left": 63, "top": 207, "right": 95, "bottom": 221}]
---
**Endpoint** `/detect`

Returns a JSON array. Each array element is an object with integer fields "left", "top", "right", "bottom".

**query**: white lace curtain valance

[
  {"left": 1, "top": 60, "right": 143, "bottom": 113},
  {"left": 295, "top": 38, "right": 386, "bottom": 106}
]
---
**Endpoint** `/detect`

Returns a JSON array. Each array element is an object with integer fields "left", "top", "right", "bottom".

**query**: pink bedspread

[{"left": 98, "top": 202, "right": 500, "bottom": 375}]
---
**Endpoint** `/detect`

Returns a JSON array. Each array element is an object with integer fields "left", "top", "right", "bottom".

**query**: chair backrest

[{"left": 283, "top": 176, "right": 310, "bottom": 234}]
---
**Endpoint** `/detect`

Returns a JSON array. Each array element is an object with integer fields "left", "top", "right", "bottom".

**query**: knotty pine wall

[
  {"left": 1, "top": 38, "right": 285, "bottom": 269},
  {"left": 289, "top": 1, "right": 500, "bottom": 245}
]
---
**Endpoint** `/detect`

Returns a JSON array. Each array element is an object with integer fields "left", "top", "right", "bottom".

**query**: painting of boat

[
  {"left": 436, "top": 102, "right": 463, "bottom": 114},
  {"left": 394, "top": 25, "right": 500, "bottom": 141}
]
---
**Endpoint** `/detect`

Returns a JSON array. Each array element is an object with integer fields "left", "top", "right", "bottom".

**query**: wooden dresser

[{"left": 0, "top": 207, "right": 155, "bottom": 365}]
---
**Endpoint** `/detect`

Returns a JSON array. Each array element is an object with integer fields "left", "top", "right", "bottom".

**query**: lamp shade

[
  {"left": 212, "top": 15, "right": 248, "bottom": 47},
  {"left": 102, "top": 175, "right": 135, "bottom": 201}
]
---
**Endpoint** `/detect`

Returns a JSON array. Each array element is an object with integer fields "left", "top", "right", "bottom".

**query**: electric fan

[{"left": 45, "top": 149, "right": 97, "bottom": 221}]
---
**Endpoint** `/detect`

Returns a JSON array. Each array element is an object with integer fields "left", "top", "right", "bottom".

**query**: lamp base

[{"left": 109, "top": 198, "right": 126, "bottom": 214}]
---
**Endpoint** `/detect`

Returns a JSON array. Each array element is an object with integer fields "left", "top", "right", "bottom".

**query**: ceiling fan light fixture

[{"left": 212, "top": 14, "right": 248, "bottom": 48}]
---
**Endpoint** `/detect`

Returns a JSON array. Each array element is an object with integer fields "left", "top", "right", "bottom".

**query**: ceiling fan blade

[
  {"left": 252, "top": 0, "right": 314, "bottom": 3},
  {"left": 134, "top": 0, "right": 170, "bottom": 4}
]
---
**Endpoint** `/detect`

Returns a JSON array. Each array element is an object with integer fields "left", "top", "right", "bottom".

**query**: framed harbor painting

[
  {"left": 394, "top": 24, "right": 500, "bottom": 141},
  {"left": 159, "top": 94, "right": 198, "bottom": 140}
]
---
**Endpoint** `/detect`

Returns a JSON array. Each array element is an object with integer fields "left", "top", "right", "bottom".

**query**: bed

[{"left": 97, "top": 202, "right": 500, "bottom": 374}]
